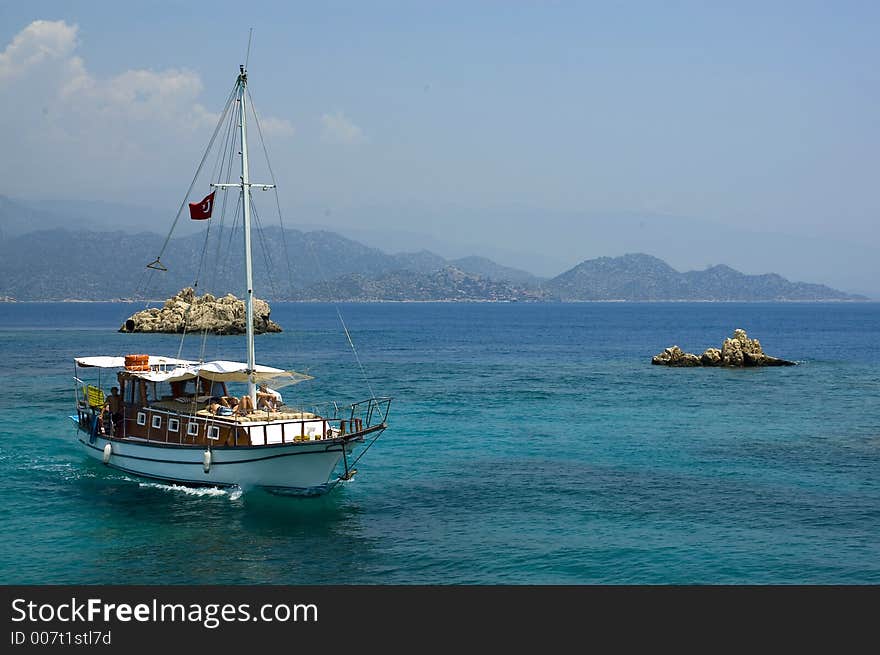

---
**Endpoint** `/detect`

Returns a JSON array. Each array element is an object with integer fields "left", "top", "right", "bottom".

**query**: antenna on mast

[{"left": 245, "top": 28, "right": 254, "bottom": 70}]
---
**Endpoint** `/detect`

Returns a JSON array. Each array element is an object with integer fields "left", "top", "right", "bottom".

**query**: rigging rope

[
  {"left": 326, "top": 428, "right": 387, "bottom": 492},
  {"left": 210, "top": 116, "right": 243, "bottom": 297},
  {"left": 245, "top": 29, "right": 254, "bottom": 70},
  {"left": 248, "top": 87, "right": 379, "bottom": 400},
  {"left": 336, "top": 308, "right": 377, "bottom": 399},
  {"left": 130, "top": 71, "right": 382, "bottom": 408},
  {"left": 247, "top": 88, "right": 306, "bottom": 375},
  {"left": 148, "top": 82, "right": 238, "bottom": 271},
  {"left": 247, "top": 88, "right": 295, "bottom": 298},
  {"left": 132, "top": 82, "right": 238, "bottom": 306},
  {"left": 250, "top": 196, "right": 280, "bottom": 301},
  {"left": 175, "top": 93, "right": 243, "bottom": 362}
]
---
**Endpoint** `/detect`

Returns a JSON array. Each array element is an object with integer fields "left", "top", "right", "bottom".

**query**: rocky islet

[
  {"left": 119, "top": 287, "right": 282, "bottom": 335},
  {"left": 652, "top": 329, "right": 796, "bottom": 367}
]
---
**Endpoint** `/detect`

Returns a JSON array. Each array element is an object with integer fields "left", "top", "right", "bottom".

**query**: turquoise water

[{"left": 0, "top": 301, "right": 878, "bottom": 584}]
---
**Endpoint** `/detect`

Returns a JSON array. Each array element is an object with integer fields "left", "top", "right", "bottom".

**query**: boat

[{"left": 70, "top": 63, "right": 391, "bottom": 494}]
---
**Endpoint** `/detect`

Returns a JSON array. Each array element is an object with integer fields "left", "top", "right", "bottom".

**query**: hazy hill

[
  {"left": 296, "top": 266, "right": 548, "bottom": 302},
  {"left": 388, "top": 250, "right": 448, "bottom": 273},
  {"left": 4, "top": 195, "right": 877, "bottom": 298},
  {"left": 0, "top": 225, "right": 540, "bottom": 301},
  {"left": 544, "top": 253, "right": 864, "bottom": 301},
  {"left": 448, "top": 256, "right": 543, "bottom": 286},
  {"left": 0, "top": 198, "right": 866, "bottom": 301},
  {"left": 0, "top": 196, "right": 82, "bottom": 238}
]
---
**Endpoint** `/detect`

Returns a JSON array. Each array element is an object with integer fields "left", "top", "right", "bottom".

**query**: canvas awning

[
  {"left": 74, "top": 356, "right": 313, "bottom": 388},
  {"left": 188, "top": 360, "right": 313, "bottom": 388},
  {"left": 74, "top": 355, "right": 195, "bottom": 369}
]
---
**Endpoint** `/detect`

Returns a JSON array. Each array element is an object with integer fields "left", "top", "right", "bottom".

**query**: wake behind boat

[{"left": 71, "top": 63, "right": 391, "bottom": 493}]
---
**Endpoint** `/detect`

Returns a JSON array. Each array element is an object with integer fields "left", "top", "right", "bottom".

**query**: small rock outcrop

[
  {"left": 119, "top": 287, "right": 282, "bottom": 334},
  {"left": 652, "top": 329, "right": 796, "bottom": 367},
  {"left": 651, "top": 345, "right": 702, "bottom": 367}
]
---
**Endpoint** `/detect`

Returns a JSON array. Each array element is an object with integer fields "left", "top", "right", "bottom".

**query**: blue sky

[{"left": 1, "top": 1, "right": 878, "bottom": 293}]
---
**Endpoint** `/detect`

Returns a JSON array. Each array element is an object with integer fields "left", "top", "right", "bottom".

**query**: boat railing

[
  {"left": 280, "top": 397, "right": 392, "bottom": 431},
  {"left": 73, "top": 377, "right": 90, "bottom": 406},
  {"left": 73, "top": 376, "right": 103, "bottom": 431},
  {"left": 72, "top": 377, "right": 391, "bottom": 445},
  {"left": 347, "top": 396, "right": 392, "bottom": 429}
]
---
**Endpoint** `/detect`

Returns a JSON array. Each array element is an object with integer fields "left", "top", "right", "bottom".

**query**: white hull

[{"left": 76, "top": 430, "right": 355, "bottom": 492}]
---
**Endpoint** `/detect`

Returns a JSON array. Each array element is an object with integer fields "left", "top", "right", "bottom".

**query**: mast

[
  {"left": 239, "top": 65, "right": 257, "bottom": 406},
  {"left": 213, "top": 65, "right": 274, "bottom": 408}
]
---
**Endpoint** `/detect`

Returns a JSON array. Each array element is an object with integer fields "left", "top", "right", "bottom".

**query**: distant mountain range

[
  {"left": 0, "top": 196, "right": 867, "bottom": 302},
  {"left": 543, "top": 253, "right": 863, "bottom": 301}
]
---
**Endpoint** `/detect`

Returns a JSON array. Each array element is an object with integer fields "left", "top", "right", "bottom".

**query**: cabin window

[
  {"left": 169, "top": 380, "right": 195, "bottom": 399},
  {"left": 151, "top": 415, "right": 162, "bottom": 429},
  {"left": 168, "top": 418, "right": 180, "bottom": 433},
  {"left": 187, "top": 422, "right": 200, "bottom": 437},
  {"left": 207, "top": 426, "right": 221, "bottom": 441},
  {"left": 136, "top": 412, "right": 147, "bottom": 426}
]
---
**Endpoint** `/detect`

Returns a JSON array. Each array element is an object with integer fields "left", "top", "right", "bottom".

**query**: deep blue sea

[{"left": 0, "top": 301, "right": 878, "bottom": 584}]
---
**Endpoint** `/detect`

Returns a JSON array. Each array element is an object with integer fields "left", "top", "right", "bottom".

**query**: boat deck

[
  {"left": 149, "top": 399, "right": 318, "bottom": 423},
  {"left": 194, "top": 409, "right": 318, "bottom": 423}
]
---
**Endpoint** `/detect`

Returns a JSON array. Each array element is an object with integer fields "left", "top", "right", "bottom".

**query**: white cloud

[
  {"left": 256, "top": 115, "right": 296, "bottom": 138},
  {"left": 1, "top": 20, "right": 217, "bottom": 134},
  {"left": 0, "top": 19, "right": 77, "bottom": 80},
  {"left": 0, "top": 20, "right": 294, "bottom": 199},
  {"left": 321, "top": 111, "right": 365, "bottom": 144}
]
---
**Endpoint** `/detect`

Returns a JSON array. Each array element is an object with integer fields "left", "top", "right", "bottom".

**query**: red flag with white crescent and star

[{"left": 189, "top": 191, "right": 215, "bottom": 220}]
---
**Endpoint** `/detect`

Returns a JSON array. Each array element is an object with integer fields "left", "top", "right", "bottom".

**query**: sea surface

[{"left": 0, "top": 301, "right": 878, "bottom": 584}]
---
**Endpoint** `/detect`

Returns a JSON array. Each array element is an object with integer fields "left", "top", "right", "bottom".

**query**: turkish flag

[{"left": 189, "top": 191, "right": 215, "bottom": 220}]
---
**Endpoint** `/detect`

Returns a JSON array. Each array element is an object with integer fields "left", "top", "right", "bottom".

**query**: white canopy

[
  {"left": 74, "top": 355, "right": 313, "bottom": 388},
  {"left": 190, "top": 360, "right": 313, "bottom": 387},
  {"left": 75, "top": 355, "right": 195, "bottom": 369}
]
